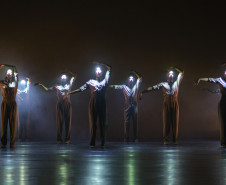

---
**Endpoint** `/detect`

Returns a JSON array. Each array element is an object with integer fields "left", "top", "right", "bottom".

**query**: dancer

[
  {"left": 140, "top": 67, "right": 184, "bottom": 145},
  {"left": 0, "top": 64, "right": 18, "bottom": 148},
  {"left": 195, "top": 64, "right": 226, "bottom": 147},
  {"left": 109, "top": 71, "right": 142, "bottom": 142},
  {"left": 35, "top": 71, "right": 76, "bottom": 144},
  {"left": 69, "top": 62, "right": 111, "bottom": 147},
  {"left": 17, "top": 77, "right": 31, "bottom": 141}
]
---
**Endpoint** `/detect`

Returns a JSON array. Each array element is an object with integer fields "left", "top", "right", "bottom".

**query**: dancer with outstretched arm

[
  {"left": 109, "top": 71, "right": 142, "bottom": 142},
  {"left": 69, "top": 62, "right": 111, "bottom": 148},
  {"left": 139, "top": 67, "right": 184, "bottom": 145},
  {"left": 195, "top": 63, "right": 226, "bottom": 147},
  {"left": 35, "top": 71, "right": 76, "bottom": 144}
]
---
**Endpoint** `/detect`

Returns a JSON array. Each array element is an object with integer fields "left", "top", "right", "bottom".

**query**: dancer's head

[
  {"left": 6, "top": 69, "right": 13, "bottom": 81},
  {"left": 127, "top": 75, "right": 135, "bottom": 88},
  {"left": 167, "top": 70, "right": 175, "bottom": 83},
  {"left": 95, "top": 66, "right": 102, "bottom": 80},
  {"left": 60, "top": 74, "right": 67, "bottom": 85}
]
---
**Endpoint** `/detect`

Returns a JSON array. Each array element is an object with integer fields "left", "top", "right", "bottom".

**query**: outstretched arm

[
  {"left": 195, "top": 78, "right": 209, "bottom": 85},
  {"left": 69, "top": 82, "right": 90, "bottom": 95},
  {"left": 109, "top": 85, "right": 124, "bottom": 89},
  {"left": 34, "top": 82, "right": 55, "bottom": 92},
  {"left": 139, "top": 82, "right": 163, "bottom": 99},
  {"left": 68, "top": 88, "right": 82, "bottom": 95}
]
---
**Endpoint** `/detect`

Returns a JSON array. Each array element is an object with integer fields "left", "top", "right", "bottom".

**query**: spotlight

[
  {"left": 61, "top": 74, "right": 67, "bottom": 80},
  {"left": 169, "top": 70, "right": 174, "bottom": 78},
  {"left": 129, "top": 76, "right": 134, "bottom": 82},
  {"left": 96, "top": 67, "right": 102, "bottom": 74},
  {"left": 6, "top": 69, "right": 12, "bottom": 76},
  {"left": 20, "top": 80, "right": 26, "bottom": 85}
]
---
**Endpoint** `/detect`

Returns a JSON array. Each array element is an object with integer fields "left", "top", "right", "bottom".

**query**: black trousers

[
  {"left": 1, "top": 101, "right": 17, "bottom": 146},
  {"left": 163, "top": 98, "right": 179, "bottom": 142},
  {"left": 89, "top": 98, "right": 106, "bottom": 146},
  {"left": 56, "top": 101, "right": 72, "bottom": 142},
  {"left": 219, "top": 98, "right": 226, "bottom": 145},
  {"left": 124, "top": 104, "right": 138, "bottom": 141}
]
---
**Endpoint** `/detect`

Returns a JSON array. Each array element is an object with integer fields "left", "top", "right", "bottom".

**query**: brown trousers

[
  {"left": 1, "top": 101, "right": 17, "bottom": 146},
  {"left": 219, "top": 98, "right": 226, "bottom": 145},
  {"left": 163, "top": 98, "right": 179, "bottom": 142},
  {"left": 56, "top": 101, "right": 72, "bottom": 142}
]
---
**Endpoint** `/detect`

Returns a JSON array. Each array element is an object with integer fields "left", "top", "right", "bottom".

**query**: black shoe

[
  {"left": 57, "top": 140, "right": 63, "bottom": 144},
  {"left": 64, "top": 139, "right": 70, "bottom": 144},
  {"left": 134, "top": 139, "right": 139, "bottom": 143},
  {"left": 1, "top": 145, "right": 6, "bottom": 149},
  {"left": 164, "top": 141, "right": 169, "bottom": 145},
  {"left": 173, "top": 141, "right": 178, "bottom": 145},
  {"left": 89, "top": 145, "right": 95, "bottom": 148}
]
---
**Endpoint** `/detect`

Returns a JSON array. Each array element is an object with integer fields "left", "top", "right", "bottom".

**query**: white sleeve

[
  {"left": 80, "top": 83, "right": 88, "bottom": 91},
  {"left": 153, "top": 82, "right": 164, "bottom": 90},
  {"left": 208, "top": 77, "right": 220, "bottom": 83},
  {"left": 112, "top": 85, "right": 125, "bottom": 89},
  {"left": 176, "top": 72, "right": 183, "bottom": 86},
  {"left": 104, "top": 70, "right": 110, "bottom": 84}
]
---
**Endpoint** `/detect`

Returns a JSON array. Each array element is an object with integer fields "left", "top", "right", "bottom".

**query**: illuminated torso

[
  {"left": 153, "top": 73, "right": 183, "bottom": 99},
  {"left": 80, "top": 70, "right": 111, "bottom": 97},
  {"left": 56, "top": 84, "right": 71, "bottom": 102},
  {"left": 1, "top": 83, "right": 17, "bottom": 102},
  {"left": 113, "top": 78, "right": 141, "bottom": 106}
]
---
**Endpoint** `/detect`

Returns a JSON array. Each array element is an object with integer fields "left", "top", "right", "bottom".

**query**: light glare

[
  {"left": 7, "top": 69, "right": 12, "bottom": 75},
  {"left": 96, "top": 67, "right": 102, "bottom": 74},
  {"left": 21, "top": 80, "right": 26, "bottom": 85}
]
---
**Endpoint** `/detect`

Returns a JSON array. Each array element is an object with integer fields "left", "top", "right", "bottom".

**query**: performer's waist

[{"left": 164, "top": 95, "right": 178, "bottom": 101}]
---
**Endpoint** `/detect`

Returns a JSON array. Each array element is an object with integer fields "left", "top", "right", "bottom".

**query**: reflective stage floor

[{"left": 0, "top": 141, "right": 226, "bottom": 185}]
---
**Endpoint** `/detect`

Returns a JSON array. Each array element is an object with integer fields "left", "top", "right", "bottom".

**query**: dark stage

[{"left": 0, "top": 141, "right": 225, "bottom": 185}]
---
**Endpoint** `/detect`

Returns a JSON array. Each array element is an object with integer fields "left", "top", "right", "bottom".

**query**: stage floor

[{"left": 0, "top": 141, "right": 225, "bottom": 185}]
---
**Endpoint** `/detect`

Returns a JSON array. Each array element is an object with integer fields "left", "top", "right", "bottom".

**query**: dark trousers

[
  {"left": 124, "top": 105, "right": 138, "bottom": 141},
  {"left": 1, "top": 101, "right": 17, "bottom": 146},
  {"left": 219, "top": 98, "right": 226, "bottom": 145},
  {"left": 163, "top": 99, "right": 179, "bottom": 142},
  {"left": 19, "top": 105, "right": 28, "bottom": 140},
  {"left": 89, "top": 100, "right": 106, "bottom": 146},
  {"left": 56, "top": 101, "right": 72, "bottom": 142}
]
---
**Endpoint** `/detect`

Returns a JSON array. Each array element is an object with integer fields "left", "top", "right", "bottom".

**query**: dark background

[{"left": 0, "top": 1, "right": 225, "bottom": 142}]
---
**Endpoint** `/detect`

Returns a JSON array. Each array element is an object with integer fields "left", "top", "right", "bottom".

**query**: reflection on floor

[{"left": 0, "top": 141, "right": 226, "bottom": 185}]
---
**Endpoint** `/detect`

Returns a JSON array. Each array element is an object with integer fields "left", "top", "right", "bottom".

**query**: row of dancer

[{"left": 0, "top": 62, "right": 225, "bottom": 148}]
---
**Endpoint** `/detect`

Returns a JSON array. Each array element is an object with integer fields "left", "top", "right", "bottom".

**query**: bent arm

[
  {"left": 172, "top": 67, "right": 184, "bottom": 86},
  {"left": 195, "top": 78, "right": 210, "bottom": 85}
]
